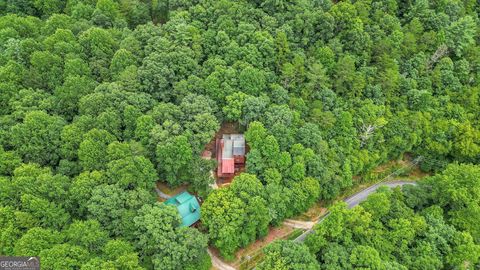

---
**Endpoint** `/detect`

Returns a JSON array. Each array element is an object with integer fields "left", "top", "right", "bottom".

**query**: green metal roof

[{"left": 164, "top": 191, "right": 201, "bottom": 227}]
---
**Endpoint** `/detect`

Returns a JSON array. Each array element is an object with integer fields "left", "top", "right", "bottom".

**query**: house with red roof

[{"left": 216, "top": 134, "right": 245, "bottom": 178}]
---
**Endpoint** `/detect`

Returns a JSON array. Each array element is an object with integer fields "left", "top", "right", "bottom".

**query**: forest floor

[
  {"left": 155, "top": 182, "right": 187, "bottom": 202},
  {"left": 290, "top": 202, "right": 328, "bottom": 222}
]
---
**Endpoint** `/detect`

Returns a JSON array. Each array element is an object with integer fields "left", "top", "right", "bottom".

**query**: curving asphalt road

[
  {"left": 344, "top": 181, "right": 415, "bottom": 208},
  {"left": 293, "top": 181, "right": 416, "bottom": 242}
]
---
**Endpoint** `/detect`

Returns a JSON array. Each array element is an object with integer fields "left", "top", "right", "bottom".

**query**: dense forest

[
  {"left": 0, "top": 0, "right": 479, "bottom": 269},
  {"left": 259, "top": 164, "right": 480, "bottom": 269}
]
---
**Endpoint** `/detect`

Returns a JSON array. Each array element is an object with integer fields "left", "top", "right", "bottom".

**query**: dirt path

[
  {"left": 208, "top": 248, "right": 236, "bottom": 270},
  {"left": 283, "top": 219, "right": 316, "bottom": 230},
  {"left": 154, "top": 186, "right": 171, "bottom": 200}
]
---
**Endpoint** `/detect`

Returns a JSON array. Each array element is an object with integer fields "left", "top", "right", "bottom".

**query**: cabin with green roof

[{"left": 164, "top": 191, "right": 201, "bottom": 227}]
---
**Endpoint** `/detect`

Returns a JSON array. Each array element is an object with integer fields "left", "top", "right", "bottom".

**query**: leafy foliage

[
  {"left": 305, "top": 164, "right": 480, "bottom": 269},
  {"left": 258, "top": 240, "right": 319, "bottom": 270},
  {"left": 0, "top": 0, "right": 479, "bottom": 268}
]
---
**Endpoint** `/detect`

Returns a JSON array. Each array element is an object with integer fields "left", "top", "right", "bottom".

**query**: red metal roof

[{"left": 222, "top": 158, "right": 235, "bottom": 174}]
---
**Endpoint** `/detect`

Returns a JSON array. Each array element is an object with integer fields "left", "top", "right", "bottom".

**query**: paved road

[
  {"left": 294, "top": 181, "right": 416, "bottom": 242},
  {"left": 344, "top": 181, "right": 414, "bottom": 208}
]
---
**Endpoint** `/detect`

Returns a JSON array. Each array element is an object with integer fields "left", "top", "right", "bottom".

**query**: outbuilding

[{"left": 164, "top": 191, "right": 201, "bottom": 227}]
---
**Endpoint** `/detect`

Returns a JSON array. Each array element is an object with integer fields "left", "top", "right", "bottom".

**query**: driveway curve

[{"left": 208, "top": 248, "right": 236, "bottom": 270}]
